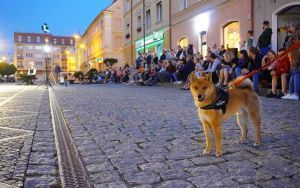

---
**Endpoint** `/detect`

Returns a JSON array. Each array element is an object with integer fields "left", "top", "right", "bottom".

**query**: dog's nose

[{"left": 198, "top": 94, "right": 203, "bottom": 99}]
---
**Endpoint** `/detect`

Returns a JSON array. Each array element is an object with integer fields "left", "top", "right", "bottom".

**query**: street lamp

[
  {"left": 44, "top": 45, "right": 52, "bottom": 87},
  {"left": 74, "top": 34, "right": 80, "bottom": 40}
]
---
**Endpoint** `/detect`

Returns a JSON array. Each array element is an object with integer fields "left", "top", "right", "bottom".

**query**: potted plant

[{"left": 74, "top": 71, "right": 84, "bottom": 83}]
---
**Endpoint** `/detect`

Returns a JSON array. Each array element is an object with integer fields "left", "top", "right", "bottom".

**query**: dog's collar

[{"left": 201, "top": 87, "right": 229, "bottom": 114}]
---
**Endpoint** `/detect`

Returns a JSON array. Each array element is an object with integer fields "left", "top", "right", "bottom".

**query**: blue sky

[{"left": 0, "top": 0, "right": 113, "bottom": 55}]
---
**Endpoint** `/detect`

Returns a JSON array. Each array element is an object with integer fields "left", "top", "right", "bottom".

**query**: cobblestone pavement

[
  {"left": 52, "top": 84, "right": 300, "bottom": 188},
  {"left": 0, "top": 85, "right": 60, "bottom": 188}
]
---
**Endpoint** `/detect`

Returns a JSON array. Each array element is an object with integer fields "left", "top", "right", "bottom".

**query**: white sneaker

[
  {"left": 289, "top": 94, "right": 299, "bottom": 100},
  {"left": 281, "top": 94, "right": 291, "bottom": 99},
  {"left": 176, "top": 81, "right": 183, "bottom": 84}
]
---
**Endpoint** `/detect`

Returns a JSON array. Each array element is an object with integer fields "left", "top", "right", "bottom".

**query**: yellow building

[
  {"left": 123, "top": 0, "right": 171, "bottom": 65},
  {"left": 77, "top": 0, "right": 124, "bottom": 73}
]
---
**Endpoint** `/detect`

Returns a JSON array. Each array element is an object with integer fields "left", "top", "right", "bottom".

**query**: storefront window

[
  {"left": 223, "top": 22, "right": 240, "bottom": 50},
  {"left": 178, "top": 38, "right": 188, "bottom": 48}
]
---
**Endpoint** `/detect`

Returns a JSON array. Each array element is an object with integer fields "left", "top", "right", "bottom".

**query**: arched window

[
  {"left": 223, "top": 22, "right": 240, "bottom": 49},
  {"left": 178, "top": 37, "right": 188, "bottom": 48}
]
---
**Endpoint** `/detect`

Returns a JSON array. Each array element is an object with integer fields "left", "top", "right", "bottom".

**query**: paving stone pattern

[
  {"left": 52, "top": 84, "right": 300, "bottom": 188},
  {"left": 0, "top": 85, "right": 60, "bottom": 188}
]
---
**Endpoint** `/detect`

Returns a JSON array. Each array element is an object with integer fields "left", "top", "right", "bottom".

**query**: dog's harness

[{"left": 201, "top": 87, "right": 229, "bottom": 114}]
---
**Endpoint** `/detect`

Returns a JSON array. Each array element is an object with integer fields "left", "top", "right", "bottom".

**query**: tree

[
  {"left": 0, "top": 63, "right": 9, "bottom": 75},
  {"left": 104, "top": 58, "right": 118, "bottom": 67},
  {"left": 86, "top": 68, "right": 98, "bottom": 83},
  {"left": 74, "top": 71, "right": 84, "bottom": 81},
  {"left": 6, "top": 64, "right": 17, "bottom": 75}
]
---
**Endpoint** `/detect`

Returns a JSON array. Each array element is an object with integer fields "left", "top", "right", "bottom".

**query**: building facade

[
  {"left": 77, "top": 0, "right": 124, "bottom": 73},
  {"left": 171, "top": 0, "right": 252, "bottom": 56},
  {"left": 14, "top": 32, "right": 76, "bottom": 80},
  {"left": 254, "top": 0, "right": 300, "bottom": 52},
  {"left": 123, "top": 0, "right": 171, "bottom": 65}
]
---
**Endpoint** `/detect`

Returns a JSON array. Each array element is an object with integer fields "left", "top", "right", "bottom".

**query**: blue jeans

[
  {"left": 289, "top": 67, "right": 300, "bottom": 94},
  {"left": 253, "top": 72, "right": 260, "bottom": 94},
  {"left": 261, "top": 47, "right": 269, "bottom": 56},
  {"left": 173, "top": 72, "right": 179, "bottom": 82},
  {"left": 235, "top": 68, "right": 242, "bottom": 77}
]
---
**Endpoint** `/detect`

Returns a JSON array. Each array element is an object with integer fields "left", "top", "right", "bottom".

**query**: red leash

[{"left": 233, "top": 41, "right": 300, "bottom": 87}]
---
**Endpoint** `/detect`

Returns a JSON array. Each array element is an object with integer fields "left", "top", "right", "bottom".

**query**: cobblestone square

[{"left": 0, "top": 84, "right": 300, "bottom": 187}]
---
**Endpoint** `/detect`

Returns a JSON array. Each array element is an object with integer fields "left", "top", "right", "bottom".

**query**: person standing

[
  {"left": 257, "top": 21, "right": 273, "bottom": 56},
  {"left": 27, "top": 62, "right": 36, "bottom": 85},
  {"left": 246, "top": 30, "right": 255, "bottom": 50}
]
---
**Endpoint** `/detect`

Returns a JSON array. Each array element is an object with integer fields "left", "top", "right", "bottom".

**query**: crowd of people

[{"left": 93, "top": 21, "right": 300, "bottom": 100}]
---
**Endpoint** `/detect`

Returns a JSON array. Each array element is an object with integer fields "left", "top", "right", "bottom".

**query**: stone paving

[
  {"left": 0, "top": 85, "right": 60, "bottom": 188},
  {"left": 52, "top": 84, "right": 300, "bottom": 188}
]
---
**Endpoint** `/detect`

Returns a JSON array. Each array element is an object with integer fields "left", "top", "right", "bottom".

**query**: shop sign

[{"left": 136, "top": 31, "right": 164, "bottom": 49}]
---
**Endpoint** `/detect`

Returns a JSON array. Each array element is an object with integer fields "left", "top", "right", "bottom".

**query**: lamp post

[{"left": 44, "top": 45, "right": 51, "bottom": 88}]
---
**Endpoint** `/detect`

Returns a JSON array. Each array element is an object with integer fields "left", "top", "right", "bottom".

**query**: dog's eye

[
  {"left": 194, "top": 87, "right": 198, "bottom": 90},
  {"left": 203, "top": 87, "right": 207, "bottom": 90}
]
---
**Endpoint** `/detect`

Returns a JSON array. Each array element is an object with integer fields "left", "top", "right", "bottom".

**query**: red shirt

[{"left": 276, "top": 56, "right": 290, "bottom": 75}]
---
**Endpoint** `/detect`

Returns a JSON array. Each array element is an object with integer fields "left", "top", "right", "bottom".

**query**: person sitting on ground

[
  {"left": 266, "top": 48, "right": 290, "bottom": 98},
  {"left": 211, "top": 43, "right": 220, "bottom": 57},
  {"left": 282, "top": 49, "right": 300, "bottom": 100},
  {"left": 235, "top": 50, "right": 250, "bottom": 77},
  {"left": 181, "top": 57, "right": 204, "bottom": 90},
  {"left": 204, "top": 53, "right": 221, "bottom": 83},
  {"left": 177, "top": 55, "right": 195, "bottom": 83},
  {"left": 219, "top": 45, "right": 227, "bottom": 57},
  {"left": 176, "top": 45, "right": 183, "bottom": 59},
  {"left": 248, "top": 47, "right": 264, "bottom": 94},
  {"left": 261, "top": 50, "right": 277, "bottom": 84},
  {"left": 217, "top": 51, "right": 236, "bottom": 86}
]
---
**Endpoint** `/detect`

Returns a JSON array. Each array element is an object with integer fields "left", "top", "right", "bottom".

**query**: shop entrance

[
  {"left": 276, "top": 5, "right": 300, "bottom": 50},
  {"left": 223, "top": 22, "right": 240, "bottom": 50}
]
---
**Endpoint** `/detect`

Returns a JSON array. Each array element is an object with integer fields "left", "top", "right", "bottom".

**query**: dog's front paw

[
  {"left": 203, "top": 149, "right": 211, "bottom": 155},
  {"left": 215, "top": 152, "right": 223, "bottom": 157}
]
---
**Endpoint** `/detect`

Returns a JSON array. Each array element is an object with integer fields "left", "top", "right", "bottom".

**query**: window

[
  {"left": 36, "top": 36, "right": 41, "bottom": 43},
  {"left": 179, "top": 38, "right": 189, "bottom": 48},
  {"left": 17, "top": 45, "right": 23, "bottom": 50},
  {"left": 137, "top": 15, "right": 142, "bottom": 28},
  {"left": 45, "top": 37, "right": 49, "bottom": 44},
  {"left": 53, "top": 38, "right": 57, "bottom": 45},
  {"left": 27, "top": 36, "right": 31, "bottom": 43},
  {"left": 146, "top": 9, "right": 151, "bottom": 29},
  {"left": 18, "top": 36, "right": 22, "bottom": 42},
  {"left": 35, "top": 54, "right": 43, "bottom": 58},
  {"left": 35, "top": 46, "right": 43, "bottom": 50},
  {"left": 25, "top": 53, "right": 33, "bottom": 58},
  {"left": 25, "top": 45, "right": 33, "bottom": 50},
  {"left": 17, "top": 53, "right": 23, "bottom": 59},
  {"left": 156, "top": 2, "right": 162, "bottom": 23},
  {"left": 17, "top": 62, "right": 23, "bottom": 68},
  {"left": 62, "top": 39, "right": 65, "bottom": 45},
  {"left": 70, "top": 39, "right": 74, "bottom": 45},
  {"left": 126, "top": 0, "right": 131, "bottom": 12},
  {"left": 182, "top": 0, "right": 187, "bottom": 10},
  {"left": 35, "top": 61, "right": 43, "bottom": 66}
]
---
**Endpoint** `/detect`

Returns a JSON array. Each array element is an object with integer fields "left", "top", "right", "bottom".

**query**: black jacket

[
  {"left": 249, "top": 53, "right": 263, "bottom": 72},
  {"left": 258, "top": 28, "right": 272, "bottom": 49}
]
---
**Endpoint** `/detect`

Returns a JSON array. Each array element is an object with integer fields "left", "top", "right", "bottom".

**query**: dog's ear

[
  {"left": 205, "top": 73, "right": 213, "bottom": 82},
  {"left": 190, "top": 72, "right": 197, "bottom": 83}
]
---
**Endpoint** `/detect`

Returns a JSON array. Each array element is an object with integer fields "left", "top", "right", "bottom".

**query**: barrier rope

[{"left": 232, "top": 41, "right": 300, "bottom": 87}]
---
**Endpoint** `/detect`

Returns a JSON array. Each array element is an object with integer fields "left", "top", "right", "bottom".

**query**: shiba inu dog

[{"left": 190, "top": 73, "right": 261, "bottom": 157}]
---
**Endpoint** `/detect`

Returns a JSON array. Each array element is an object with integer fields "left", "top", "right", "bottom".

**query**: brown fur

[{"left": 190, "top": 74, "right": 261, "bottom": 157}]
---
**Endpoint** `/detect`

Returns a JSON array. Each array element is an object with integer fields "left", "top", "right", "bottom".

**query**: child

[
  {"left": 282, "top": 49, "right": 300, "bottom": 100},
  {"left": 265, "top": 48, "right": 290, "bottom": 98}
]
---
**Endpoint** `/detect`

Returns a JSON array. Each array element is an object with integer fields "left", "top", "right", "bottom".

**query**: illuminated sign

[{"left": 136, "top": 31, "right": 164, "bottom": 49}]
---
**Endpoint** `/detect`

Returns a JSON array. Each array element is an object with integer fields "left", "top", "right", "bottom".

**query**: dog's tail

[{"left": 233, "top": 77, "right": 254, "bottom": 91}]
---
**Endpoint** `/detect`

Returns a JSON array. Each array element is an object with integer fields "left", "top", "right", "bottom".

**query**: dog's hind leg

[
  {"left": 236, "top": 109, "right": 248, "bottom": 143},
  {"left": 249, "top": 111, "right": 261, "bottom": 147}
]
